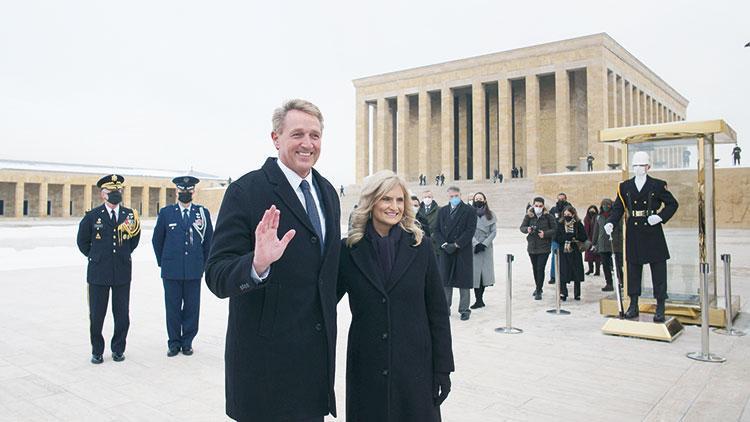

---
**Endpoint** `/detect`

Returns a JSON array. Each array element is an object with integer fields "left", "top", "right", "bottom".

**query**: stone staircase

[{"left": 339, "top": 178, "right": 538, "bottom": 228}]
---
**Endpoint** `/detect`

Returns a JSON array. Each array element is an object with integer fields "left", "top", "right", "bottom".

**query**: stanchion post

[
  {"left": 496, "top": 254, "right": 522, "bottom": 334},
  {"left": 714, "top": 254, "right": 745, "bottom": 336},
  {"left": 547, "top": 248, "right": 570, "bottom": 315},
  {"left": 687, "top": 263, "right": 726, "bottom": 363}
]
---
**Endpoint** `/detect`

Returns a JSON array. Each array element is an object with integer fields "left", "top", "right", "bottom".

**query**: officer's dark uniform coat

[
  {"left": 152, "top": 203, "right": 213, "bottom": 280},
  {"left": 205, "top": 158, "right": 341, "bottom": 421},
  {"left": 337, "top": 231, "right": 454, "bottom": 422},
  {"left": 607, "top": 176, "right": 678, "bottom": 265},
  {"left": 432, "top": 202, "right": 477, "bottom": 289},
  {"left": 77, "top": 204, "right": 141, "bottom": 285}
]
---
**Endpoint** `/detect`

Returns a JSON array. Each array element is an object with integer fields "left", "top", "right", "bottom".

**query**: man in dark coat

[
  {"left": 205, "top": 100, "right": 341, "bottom": 421},
  {"left": 152, "top": 175, "right": 214, "bottom": 357},
  {"left": 418, "top": 190, "right": 440, "bottom": 251},
  {"left": 76, "top": 174, "right": 141, "bottom": 364},
  {"left": 606, "top": 151, "right": 678, "bottom": 322},
  {"left": 433, "top": 186, "right": 477, "bottom": 321}
]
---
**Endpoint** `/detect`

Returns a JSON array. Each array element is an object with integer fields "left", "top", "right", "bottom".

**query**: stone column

[
  {"left": 355, "top": 98, "right": 370, "bottom": 182},
  {"left": 142, "top": 187, "right": 150, "bottom": 218},
  {"left": 62, "top": 184, "right": 71, "bottom": 217},
  {"left": 619, "top": 77, "right": 626, "bottom": 127},
  {"left": 14, "top": 182, "right": 24, "bottom": 217},
  {"left": 497, "top": 78, "right": 513, "bottom": 178},
  {"left": 586, "top": 63, "right": 608, "bottom": 171},
  {"left": 525, "top": 74, "right": 539, "bottom": 178},
  {"left": 375, "top": 98, "right": 388, "bottom": 172},
  {"left": 122, "top": 185, "right": 132, "bottom": 209},
  {"left": 158, "top": 187, "right": 167, "bottom": 211},
  {"left": 38, "top": 182, "right": 48, "bottom": 217},
  {"left": 417, "top": 90, "right": 431, "bottom": 178},
  {"left": 555, "top": 69, "right": 570, "bottom": 172},
  {"left": 440, "top": 87, "right": 454, "bottom": 179},
  {"left": 396, "top": 94, "right": 408, "bottom": 175},
  {"left": 83, "top": 185, "right": 92, "bottom": 212},
  {"left": 472, "top": 82, "right": 486, "bottom": 180},
  {"left": 633, "top": 87, "right": 640, "bottom": 125}
]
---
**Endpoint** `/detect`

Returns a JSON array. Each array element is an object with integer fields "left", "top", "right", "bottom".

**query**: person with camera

[
  {"left": 554, "top": 206, "right": 588, "bottom": 301},
  {"left": 520, "top": 197, "right": 556, "bottom": 300}
]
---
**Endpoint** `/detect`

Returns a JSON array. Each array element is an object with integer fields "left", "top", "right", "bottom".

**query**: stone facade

[
  {"left": 353, "top": 33, "right": 689, "bottom": 183},
  {"left": 0, "top": 160, "right": 225, "bottom": 218}
]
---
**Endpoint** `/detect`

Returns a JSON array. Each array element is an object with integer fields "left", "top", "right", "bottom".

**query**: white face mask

[
  {"left": 422, "top": 197, "right": 432, "bottom": 204},
  {"left": 633, "top": 166, "right": 647, "bottom": 177},
  {"left": 534, "top": 206, "right": 543, "bottom": 216}
]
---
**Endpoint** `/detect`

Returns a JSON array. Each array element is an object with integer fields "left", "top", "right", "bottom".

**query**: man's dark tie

[
  {"left": 300, "top": 180, "right": 324, "bottom": 254},
  {"left": 110, "top": 210, "right": 117, "bottom": 224},
  {"left": 183, "top": 209, "right": 189, "bottom": 225}
]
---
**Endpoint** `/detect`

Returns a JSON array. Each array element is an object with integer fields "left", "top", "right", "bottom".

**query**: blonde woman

[{"left": 338, "top": 170, "right": 455, "bottom": 422}]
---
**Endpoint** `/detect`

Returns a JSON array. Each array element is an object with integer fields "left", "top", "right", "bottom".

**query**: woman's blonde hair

[{"left": 346, "top": 170, "right": 423, "bottom": 247}]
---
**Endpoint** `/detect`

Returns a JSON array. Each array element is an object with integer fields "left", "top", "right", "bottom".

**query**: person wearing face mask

[
  {"left": 76, "top": 174, "right": 141, "bottom": 364},
  {"left": 338, "top": 170, "right": 454, "bottom": 421},
  {"left": 520, "top": 197, "right": 556, "bottom": 300},
  {"left": 434, "top": 186, "right": 477, "bottom": 321},
  {"left": 470, "top": 192, "right": 496, "bottom": 309},
  {"left": 152, "top": 176, "right": 214, "bottom": 357},
  {"left": 591, "top": 198, "right": 623, "bottom": 292},
  {"left": 418, "top": 190, "right": 440, "bottom": 255},
  {"left": 411, "top": 195, "right": 431, "bottom": 237},
  {"left": 605, "top": 151, "right": 679, "bottom": 322},
  {"left": 554, "top": 206, "right": 588, "bottom": 301},
  {"left": 548, "top": 193, "right": 570, "bottom": 285},
  {"left": 583, "top": 205, "right": 601, "bottom": 276}
]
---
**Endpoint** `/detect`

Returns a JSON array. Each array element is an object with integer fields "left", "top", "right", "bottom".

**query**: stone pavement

[{"left": 1, "top": 220, "right": 749, "bottom": 421}]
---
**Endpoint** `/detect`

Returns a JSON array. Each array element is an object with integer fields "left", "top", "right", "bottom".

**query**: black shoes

[
  {"left": 112, "top": 353, "right": 125, "bottom": 362},
  {"left": 167, "top": 348, "right": 180, "bottom": 357},
  {"left": 585, "top": 270, "right": 593, "bottom": 276},
  {"left": 601, "top": 284, "right": 614, "bottom": 292},
  {"left": 574, "top": 296, "right": 581, "bottom": 301},
  {"left": 470, "top": 300, "right": 485, "bottom": 309},
  {"left": 182, "top": 347, "right": 194, "bottom": 356},
  {"left": 534, "top": 290, "right": 542, "bottom": 300},
  {"left": 654, "top": 300, "right": 666, "bottom": 323},
  {"left": 625, "top": 297, "right": 639, "bottom": 320},
  {"left": 91, "top": 354, "right": 103, "bottom": 364},
  {"left": 460, "top": 312, "right": 471, "bottom": 321},
  {"left": 548, "top": 278, "right": 555, "bottom": 285},
  {"left": 560, "top": 295, "right": 567, "bottom": 302}
]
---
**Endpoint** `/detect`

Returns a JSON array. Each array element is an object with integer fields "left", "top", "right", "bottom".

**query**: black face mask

[
  {"left": 473, "top": 201, "right": 485, "bottom": 209},
  {"left": 601, "top": 206, "right": 611, "bottom": 212},
  {"left": 564, "top": 216, "right": 573, "bottom": 222},
  {"left": 107, "top": 191, "right": 122, "bottom": 205},
  {"left": 589, "top": 211, "right": 596, "bottom": 215},
  {"left": 178, "top": 192, "right": 193, "bottom": 203}
]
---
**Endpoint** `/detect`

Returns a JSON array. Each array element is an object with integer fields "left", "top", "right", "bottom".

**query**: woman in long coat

[
  {"left": 583, "top": 205, "right": 601, "bottom": 275},
  {"left": 338, "top": 170, "right": 455, "bottom": 422},
  {"left": 471, "top": 192, "right": 496, "bottom": 309},
  {"left": 554, "top": 205, "right": 587, "bottom": 300}
]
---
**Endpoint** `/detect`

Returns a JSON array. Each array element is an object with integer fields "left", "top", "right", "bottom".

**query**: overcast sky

[{"left": 1, "top": 0, "right": 747, "bottom": 185}]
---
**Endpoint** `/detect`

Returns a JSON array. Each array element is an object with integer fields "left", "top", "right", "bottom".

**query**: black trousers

[
  {"left": 529, "top": 253, "right": 549, "bottom": 292},
  {"left": 88, "top": 283, "right": 130, "bottom": 355},
  {"left": 627, "top": 261, "right": 668, "bottom": 300},
  {"left": 163, "top": 278, "right": 201, "bottom": 350}
]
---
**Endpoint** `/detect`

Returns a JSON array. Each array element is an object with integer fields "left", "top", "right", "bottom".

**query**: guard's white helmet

[{"left": 631, "top": 151, "right": 651, "bottom": 166}]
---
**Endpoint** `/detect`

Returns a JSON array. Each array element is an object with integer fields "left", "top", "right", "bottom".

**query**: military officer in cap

[
  {"left": 605, "top": 151, "right": 679, "bottom": 322},
  {"left": 152, "top": 176, "right": 213, "bottom": 356},
  {"left": 76, "top": 174, "right": 141, "bottom": 364}
]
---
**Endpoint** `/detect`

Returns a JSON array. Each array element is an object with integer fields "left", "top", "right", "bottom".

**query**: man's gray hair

[
  {"left": 272, "top": 99, "right": 324, "bottom": 134},
  {"left": 447, "top": 186, "right": 461, "bottom": 193}
]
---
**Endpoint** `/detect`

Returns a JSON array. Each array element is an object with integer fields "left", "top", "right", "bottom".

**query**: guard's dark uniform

[
  {"left": 76, "top": 175, "right": 141, "bottom": 359},
  {"left": 152, "top": 200, "right": 213, "bottom": 352},
  {"left": 607, "top": 175, "right": 678, "bottom": 300}
]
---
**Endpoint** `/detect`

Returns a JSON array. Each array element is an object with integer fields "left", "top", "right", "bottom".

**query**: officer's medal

[
  {"left": 117, "top": 210, "right": 141, "bottom": 245},
  {"left": 192, "top": 207, "right": 208, "bottom": 244}
]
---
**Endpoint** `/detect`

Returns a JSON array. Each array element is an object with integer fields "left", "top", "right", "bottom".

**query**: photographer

[{"left": 520, "top": 197, "right": 556, "bottom": 300}]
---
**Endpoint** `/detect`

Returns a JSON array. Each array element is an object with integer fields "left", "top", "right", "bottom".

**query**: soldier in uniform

[
  {"left": 605, "top": 151, "right": 679, "bottom": 322},
  {"left": 152, "top": 176, "right": 213, "bottom": 357},
  {"left": 76, "top": 174, "right": 141, "bottom": 364}
]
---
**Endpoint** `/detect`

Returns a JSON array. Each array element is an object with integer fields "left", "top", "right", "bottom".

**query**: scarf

[
  {"left": 563, "top": 219, "right": 576, "bottom": 253},
  {"left": 366, "top": 221, "right": 402, "bottom": 285}
]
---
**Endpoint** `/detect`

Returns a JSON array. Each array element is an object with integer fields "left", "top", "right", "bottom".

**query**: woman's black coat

[
  {"left": 554, "top": 220, "right": 587, "bottom": 283},
  {"left": 338, "top": 230, "right": 454, "bottom": 422}
]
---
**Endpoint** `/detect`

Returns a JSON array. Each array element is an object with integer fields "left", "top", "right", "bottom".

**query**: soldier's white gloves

[
  {"left": 604, "top": 223, "right": 613, "bottom": 235},
  {"left": 647, "top": 215, "right": 663, "bottom": 226}
]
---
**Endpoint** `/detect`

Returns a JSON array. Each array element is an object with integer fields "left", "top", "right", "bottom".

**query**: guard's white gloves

[
  {"left": 647, "top": 215, "right": 663, "bottom": 226},
  {"left": 604, "top": 223, "right": 614, "bottom": 235}
]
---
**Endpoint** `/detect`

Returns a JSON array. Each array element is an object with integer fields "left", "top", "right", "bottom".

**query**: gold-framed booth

[{"left": 598, "top": 120, "right": 738, "bottom": 327}]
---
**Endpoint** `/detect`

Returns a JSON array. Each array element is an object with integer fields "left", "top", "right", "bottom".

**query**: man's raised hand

[{"left": 252, "top": 205, "right": 295, "bottom": 275}]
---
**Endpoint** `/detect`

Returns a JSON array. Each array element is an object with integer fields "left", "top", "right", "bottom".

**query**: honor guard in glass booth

[
  {"left": 76, "top": 174, "right": 141, "bottom": 364},
  {"left": 605, "top": 151, "right": 679, "bottom": 322},
  {"left": 152, "top": 176, "right": 213, "bottom": 357}
]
